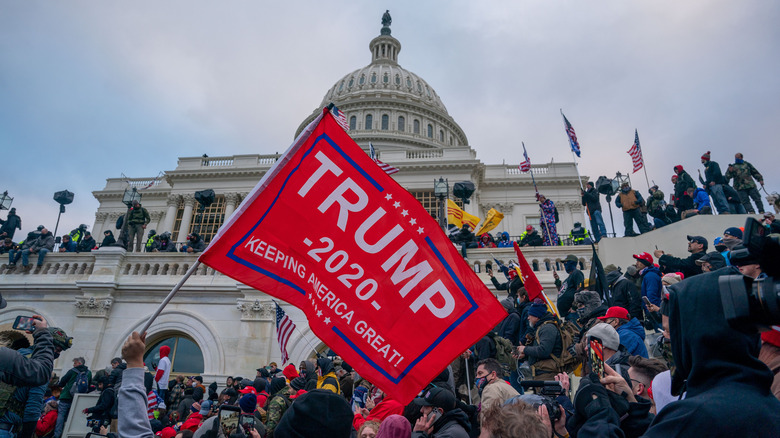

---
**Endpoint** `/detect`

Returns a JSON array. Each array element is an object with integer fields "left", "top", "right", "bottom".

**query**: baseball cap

[
  {"left": 586, "top": 323, "right": 620, "bottom": 351},
  {"left": 695, "top": 252, "right": 727, "bottom": 267},
  {"left": 564, "top": 254, "right": 578, "bottom": 263},
  {"left": 414, "top": 387, "right": 456, "bottom": 412},
  {"left": 597, "top": 306, "right": 630, "bottom": 321},
  {"left": 239, "top": 386, "right": 257, "bottom": 395},
  {"left": 723, "top": 227, "right": 743, "bottom": 239},
  {"left": 632, "top": 252, "right": 653, "bottom": 266},
  {"left": 686, "top": 235, "right": 708, "bottom": 250}
]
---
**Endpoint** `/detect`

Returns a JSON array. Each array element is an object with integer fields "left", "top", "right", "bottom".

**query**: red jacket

[
  {"left": 352, "top": 397, "right": 404, "bottom": 430},
  {"left": 36, "top": 410, "right": 57, "bottom": 437}
]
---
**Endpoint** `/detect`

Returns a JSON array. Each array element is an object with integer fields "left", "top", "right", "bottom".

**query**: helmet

[
  {"left": 48, "top": 327, "right": 73, "bottom": 351},
  {"left": 148, "top": 230, "right": 157, "bottom": 236}
]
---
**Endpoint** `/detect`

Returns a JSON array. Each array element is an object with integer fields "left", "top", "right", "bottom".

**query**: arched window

[
  {"left": 348, "top": 77, "right": 354, "bottom": 88},
  {"left": 439, "top": 130, "right": 444, "bottom": 142},
  {"left": 338, "top": 81, "right": 344, "bottom": 92},
  {"left": 365, "top": 114, "right": 373, "bottom": 130},
  {"left": 398, "top": 116, "right": 405, "bottom": 132},
  {"left": 427, "top": 124, "right": 433, "bottom": 138},
  {"left": 383, "top": 73, "right": 389, "bottom": 84},
  {"left": 413, "top": 119, "right": 420, "bottom": 134},
  {"left": 349, "top": 116, "right": 357, "bottom": 130},
  {"left": 359, "top": 75, "right": 365, "bottom": 85},
  {"left": 144, "top": 335, "right": 204, "bottom": 374},
  {"left": 395, "top": 75, "right": 401, "bottom": 85},
  {"left": 371, "top": 73, "right": 377, "bottom": 84},
  {"left": 381, "top": 114, "right": 389, "bottom": 130}
]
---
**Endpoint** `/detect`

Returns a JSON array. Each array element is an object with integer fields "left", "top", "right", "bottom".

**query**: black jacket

[
  {"left": 703, "top": 161, "right": 726, "bottom": 186},
  {"left": 642, "top": 267, "right": 780, "bottom": 437},
  {"left": 489, "top": 276, "right": 523, "bottom": 299},
  {"left": 101, "top": 231, "right": 116, "bottom": 247},
  {"left": 109, "top": 363, "right": 126, "bottom": 388},
  {"left": 0, "top": 328, "right": 54, "bottom": 387},
  {"left": 77, "top": 236, "right": 96, "bottom": 252},
  {"left": 85, "top": 387, "right": 114, "bottom": 422},
  {"left": 581, "top": 188, "right": 602, "bottom": 214},
  {"left": 496, "top": 311, "right": 521, "bottom": 346},
  {"left": 557, "top": 269, "right": 584, "bottom": 317},
  {"left": 658, "top": 251, "right": 704, "bottom": 278},
  {"left": 606, "top": 271, "right": 643, "bottom": 321},
  {"left": 520, "top": 231, "right": 543, "bottom": 247}
]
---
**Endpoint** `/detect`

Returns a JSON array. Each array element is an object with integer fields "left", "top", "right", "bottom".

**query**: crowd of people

[
  {"left": 3, "top": 210, "right": 779, "bottom": 438},
  {"left": 0, "top": 201, "right": 211, "bottom": 272}
]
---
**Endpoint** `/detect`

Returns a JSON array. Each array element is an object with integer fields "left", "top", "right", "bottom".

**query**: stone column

[
  {"left": 177, "top": 194, "right": 196, "bottom": 242},
  {"left": 223, "top": 192, "right": 240, "bottom": 219},
  {"left": 162, "top": 194, "right": 181, "bottom": 234},
  {"left": 93, "top": 212, "right": 109, "bottom": 239}
]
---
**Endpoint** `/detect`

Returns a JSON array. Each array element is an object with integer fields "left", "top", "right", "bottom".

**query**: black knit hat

[{"left": 273, "top": 389, "right": 353, "bottom": 438}]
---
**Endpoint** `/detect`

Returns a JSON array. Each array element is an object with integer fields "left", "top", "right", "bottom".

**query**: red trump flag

[{"left": 199, "top": 108, "right": 506, "bottom": 404}]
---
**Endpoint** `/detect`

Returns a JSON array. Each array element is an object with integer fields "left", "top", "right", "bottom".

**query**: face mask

[
  {"left": 475, "top": 377, "right": 488, "bottom": 394},
  {"left": 192, "top": 382, "right": 198, "bottom": 387},
  {"left": 622, "top": 187, "right": 630, "bottom": 193},
  {"left": 735, "top": 158, "right": 744, "bottom": 164},
  {"left": 577, "top": 307, "right": 588, "bottom": 318}
]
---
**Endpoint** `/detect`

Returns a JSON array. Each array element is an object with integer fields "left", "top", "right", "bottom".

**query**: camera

[
  {"left": 719, "top": 217, "right": 780, "bottom": 333},
  {"left": 511, "top": 392, "right": 562, "bottom": 424},
  {"left": 87, "top": 419, "right": 110, "bottom": 432}
]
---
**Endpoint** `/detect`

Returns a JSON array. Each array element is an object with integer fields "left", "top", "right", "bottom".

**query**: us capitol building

[{"left": 1, "top": 14, "right": 589, "bottom": 383}]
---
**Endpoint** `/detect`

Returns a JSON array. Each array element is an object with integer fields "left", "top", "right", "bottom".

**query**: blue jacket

[
  {"left": 616, "top": 318, "right": 648, "bottom": 358},
  {"left": 693, "top": 188, "right": 710, "bottom": 210},
  {"left": 640, "top": 266, "right": 663, "bottom": 306},
  {"left": 496, "top": 231, "right": 513, "bottom": 248}
]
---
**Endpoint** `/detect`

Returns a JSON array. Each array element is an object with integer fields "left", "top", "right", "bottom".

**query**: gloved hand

[{"left": 573, "top": 373, "right": 610, "bottom": 417}]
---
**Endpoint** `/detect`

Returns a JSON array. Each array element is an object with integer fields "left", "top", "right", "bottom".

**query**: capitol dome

[{"left": 295, "top": 14, "right": 469, "bottom": 151}]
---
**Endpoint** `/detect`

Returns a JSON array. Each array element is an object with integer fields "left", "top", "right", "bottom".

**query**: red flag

[
  {"left": 512, "top": 242, "right": 544, "bottom": 302},
  {"left": 199, "top": 108, "right": 505, "bottom": 404}
]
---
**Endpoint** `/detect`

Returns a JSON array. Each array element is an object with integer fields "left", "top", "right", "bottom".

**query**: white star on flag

[
  {"left": 385, "top": 193, "right": 393, "bottom": 200},
  {"left": 401, "top": 210, "right": 409, "bottom": 216},
  {"left": 317, "top": 310, "right": 323, "bottom": 317},
  {"left": 324, "top": 317, "right": 331, "bottom": 325},
  {"left": 393, "top": 201, "right": 400, "bottom": 208},
  {"left": 417, "top": 227, "right": 424, "bottom": 234},
  {"left": 409, "top": 218, "right": 417, "bottom": 225}
]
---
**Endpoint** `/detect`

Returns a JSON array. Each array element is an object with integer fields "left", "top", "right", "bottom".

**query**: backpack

[
  {"left": 489, "top": 333, "right": 517, "bottom": 375},
  {"left": 537, "top": 320, "right": 580, "bottom": 374},
  {"left": 70, "top": 369, "right": 90, "bottom": 394}
]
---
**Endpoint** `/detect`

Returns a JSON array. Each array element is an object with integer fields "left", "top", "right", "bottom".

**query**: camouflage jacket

[
  {"left": 725, "top": 161, "right": 763, "bottom": 190},
  {"left": 264, "top": 390, "right": 291, "bottom": 438}
]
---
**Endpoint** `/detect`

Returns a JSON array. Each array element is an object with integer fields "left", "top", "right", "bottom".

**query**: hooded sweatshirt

[
  {"left": 643, "top": 267, "right": 780, "bottom": 437},
  {"left": 411, "top": 408, "right": 471, "bottom": 438},
  {"left": 315, "top": 358, "right": 340, "bottom": 394},
  {"left": 154, "top": 346, "right": 171, "bottom": 389},
  {"left": 616, "top": 318, "right": 648, "bottom": 358}
]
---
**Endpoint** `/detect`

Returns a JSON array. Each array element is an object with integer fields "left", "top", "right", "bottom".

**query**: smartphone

[
  {"left": 588, "top": 337, "right": 605, "bottom": 379},
  {"left": 239, "top": 414, "right": 255, "bottom": 433},
  {"left": 642, "top": 296, "right": 652, "bottom": 308},
  {"left": 219, "top": 405, "right": 240, "bottom": 437},
  {"left": 427, "top": 408, "right": 440, "bottom": 424},
  {"left": 12, "top": 315, "right": 35, "bottom": 331}
]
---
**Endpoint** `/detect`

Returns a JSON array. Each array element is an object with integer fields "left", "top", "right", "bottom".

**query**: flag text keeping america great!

[{"left": 199, "top": 108, "right": 505, "bottom": 404}]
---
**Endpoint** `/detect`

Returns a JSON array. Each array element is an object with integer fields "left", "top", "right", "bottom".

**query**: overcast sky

[{"left": 1, "top": 1, "right": 778, "bottom": 237}]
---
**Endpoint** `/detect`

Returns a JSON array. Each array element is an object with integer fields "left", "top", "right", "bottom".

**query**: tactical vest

[
  {"left": 618, "top": 191, "right": 639, "bottom": 211},
  {"left": 146, "top": 236, "right": 155, "bottom": 249},
  {"left": 570, "top": 227, "right": 588, "bottom": 244},
  {"left": 0, "top": 381, "right": 24, "bottom": 419}
]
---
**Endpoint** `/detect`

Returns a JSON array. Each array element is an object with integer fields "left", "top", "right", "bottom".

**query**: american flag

[
  {"left": 561, "top": 111, "right": 581, "bottom": 157},
  {"left": 627, "top": 129, "right": 644, "bottom": 173},
  {"left": 369, "top": 142, "right": 400, "bottom": 175},
  {"left": 331, "top": 105, "right": 350, "bottom": 132},
  {"left": 275, "top": 302, "right": 295, "bottom": 364},
  {"left": 519, "top": 142, "right": 531, "bottom": 172}
]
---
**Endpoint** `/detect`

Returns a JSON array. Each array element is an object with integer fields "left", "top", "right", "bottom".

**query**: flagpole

[{"left": 141, "top": 261, "right": 201, "bottom": 334}]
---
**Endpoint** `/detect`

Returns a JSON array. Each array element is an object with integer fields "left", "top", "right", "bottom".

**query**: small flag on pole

[
  {"left": 561, "top": 111, "right": 581, "bottom": 157},
  {"left": 331, "top": 105, "right": 350, "bottom": 132},
  {"left": 474, "top": 208, "right": 505, "bottom": 236},
  {"left": 447, "top": 199, "right": 480, "bottom": 230},
  {"left": 369, "top": 142, "right": 400, "bottom": 175},
  {"left": 519, "top": 142, "right": 531, "bottom": 172},
  {"left": 275, "top": 302, "right": 295, "bottom": 364},
  {"left": 627, "top": 129, "right": 644, "bottom": 173}
]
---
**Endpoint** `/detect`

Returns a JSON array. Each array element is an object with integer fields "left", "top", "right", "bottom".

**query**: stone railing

[
  {"left": 505, "top": 165, "right": 550, "bottom": 175},
  {"left": 406, "top": 149, "right": 444, "bottom": 159},
  {"left": 201, "top": 157, "right": 234, "bottom": 167}
]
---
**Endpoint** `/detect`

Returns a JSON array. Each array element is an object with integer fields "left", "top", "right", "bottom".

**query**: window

[
  {"left": 383, "top": 73, "right": 389, "bottom": 84},
  {"left": 144, "top": 335, "right": 204, "bottom": 374},
  {"left": 406, "top": 77, "right": 412, "bottom": 88},
  {"left": 359, "top": 75, "right": 365, "bottom": 85},
  {"left": 417, "top": 81, "right": 422, "bottom": 93},
  {"left": 381, "top": 114, "right": 389, "bottom": 130},
  {"left": 395, "top": 75, "right": 401, "bottom": 85},
  {"left": 413, "top": 119, "right": 420, "bottom": 134},
  {"left": 349, "top": 116, "right": 357, "bottom": 130},
  {"left": 348, "top": 77, "right": 354, "bottom": 88},
  {"left": 371, "top": 73, "right": 377, "bottom": 84},
  {"left": 338, "top": 81, "right": 344, "bottom": 92},
  {"left": 427, "top": 124, "right": 433, "bottom": 138},
  {"left": 439, "top": 130, "right": 444, "bottom": 142},
  {"left": 526, "top": 217, "right": 540, "bottom": 230},
  {"left": 173, "top": 195, "right": 226, "bottom": 242},
  {"left": 409, "top": 191, "right": 464, "bottom": 220},
  {"left": 365, "top": 114, "right": 373, "bottom": 130},
  {"left": 398, "top": 116, "right": 405, "bottom": 132}
]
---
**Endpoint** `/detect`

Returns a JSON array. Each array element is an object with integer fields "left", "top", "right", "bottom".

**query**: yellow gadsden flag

[
  {"left": 447, "top": 199, "right": 480, "bottom": 229},
  {"left": 474, "top": 208, "right": 504, "bottom": 235}
]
